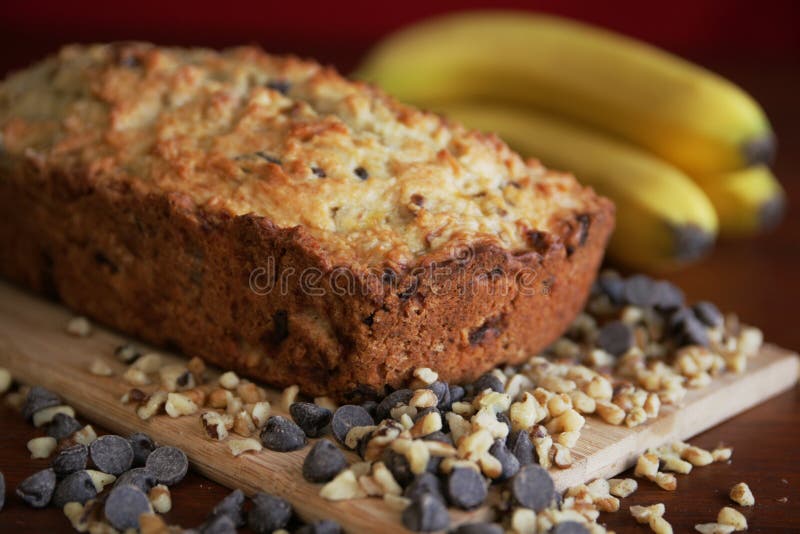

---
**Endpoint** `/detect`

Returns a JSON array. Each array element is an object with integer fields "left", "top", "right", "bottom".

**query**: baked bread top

[{"left": 0, "top": 43, "right": 611, "bottom": 269}]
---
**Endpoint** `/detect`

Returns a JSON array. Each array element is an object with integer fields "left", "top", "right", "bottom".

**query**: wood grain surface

[
  {"left": 1, "top": 55, "right": 799, "bottom": 533},
  {"left": 1, "top": 280, "right": 796, "bottom": 533}
]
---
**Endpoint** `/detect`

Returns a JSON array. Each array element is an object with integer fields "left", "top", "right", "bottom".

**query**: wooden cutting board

[{"left": 0, "top": 281, "right": 797, "bottom": 533}]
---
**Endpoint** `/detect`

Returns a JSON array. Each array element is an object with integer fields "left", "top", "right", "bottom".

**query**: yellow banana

[
  {"left": 356, "top": 11, "right": 774, "bottom": 174},
  {"left": 693, "top": 166, "right": 785, "bottom": 237},
  {"left": 434, "top": 101, "right": 718, "bottom": 271}
]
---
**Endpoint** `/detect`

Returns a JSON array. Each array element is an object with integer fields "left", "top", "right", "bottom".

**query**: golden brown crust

[{"left": 0, "top": 43, "right": 614, "bottom": 398}]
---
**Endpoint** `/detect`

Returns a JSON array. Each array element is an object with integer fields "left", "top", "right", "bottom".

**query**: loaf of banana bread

[{"left": 0, "top": 43, "right": 614, "bottom": 399}]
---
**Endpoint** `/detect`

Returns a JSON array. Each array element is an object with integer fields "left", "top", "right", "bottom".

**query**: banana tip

[
  {"left": 743, "top": 134, "right": 776, "bottom": 167},
  {"left": 671, "top": 224, "right": 715, "bottom": 262},
  {"left": 759, "top": 194, "right": 786, "bottom": 231}
]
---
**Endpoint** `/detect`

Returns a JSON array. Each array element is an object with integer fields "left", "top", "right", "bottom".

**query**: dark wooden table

[{"left": 1, "top": 57, "right": 798, "bottom": 533}]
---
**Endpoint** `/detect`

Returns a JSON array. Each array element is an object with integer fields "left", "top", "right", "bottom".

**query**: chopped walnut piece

[
  {"left": 730, "top": 482, "right": 755, "bottom": 506},
  {"left": 608, "top": 478, "right": 638, "bottom": 498},
  {"left": 207, "top": 388, "right": 228, "bottom": 409},
  {"left": 694, "top": 523, "right": 735, "bottom": 534},
  {"left": 411, "top": 367, "right": 439, "bottom": 387},
  {"left": 201, "top": 411, "right": 232, "bottom": 440},
  {"left": 228, "top": 438, "right": 262, "bottom": 457},
  {"left": 123, "top": 367, "right": 151, "bottom": 387},
  {"left": 596, "top": 400, "right": 626, "bottom": 425},
  {"left": 137, "top": 391, "right": 168, "bottom": 420},
  {"left": 27, "top": 436, "right": 57, "bottom": 459},
  {"left": 320, "top": 470, "right": 367, "bottom": 501},
  {"left": 218, "top": 371, "right": 240, "bottom": 390},
  {"left": 281, "top": 384, "right": 300, "bottom": 410},
  {"left": 66, "top": 316, "right": 92, "bottom": 337},
  {"left": 711, "top": 446, "right": 733, "bottom": 462},
  {"left": 717, "top": 506, "right": 747, "bottom": 530},
  {"left": 132, "top": 352, "right": 163, "bottom": 373},
  {"left": 88, "top": 358, "right": 113, "bottom": 377},
  {"left": 149, "top": 484, "right": 172, "bottom": 514},
  {"left": 165, "top": 392, "right": 198, "bottom": 417}
]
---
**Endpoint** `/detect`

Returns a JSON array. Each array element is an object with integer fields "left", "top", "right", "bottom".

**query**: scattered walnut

[
  {"left": 218, "top": 371, "right": 240, "bottom": 390},
  {"left": 250, "top": 401, "right": 271, "bottom": 428},
  {"left": 694, "top": 523, "right": 735, "bottom": 534},
  {"left": 228, "top": 438, "right": 262, "bottom": 457},
  {"left": 201, "top": 411, "right": 231, "bottom": 440},
  {"left": 66, "top": 316, "right": 92, "bottom": 337},
  {"left": 320, "top": 470, "right": 367, "bottom": 501},
  {"left": 730, "top": 482, "right": 755, "bottom": 506},
  {"left": 88, "top": 358, "right": 113, "bottom": 377},
  {"left": 137, "top": 391, "right": 168, "bottom": 420},
  {"left": 717, "top": 506, "right": 747, "bottom": 530},
  {"left": 165, "top": 393, "right": 198, "bottom": 417},
  {"left": 281, "top": 384, "right": 300, "bottom": 411},
  {"left": 411, "top": 367, "right": 439, "bottom": 387},
  {"left": 233, "top": 410, "right": 256, "bottom": 436},
  {"left": 27, "top": 436, "right": 57, "bottom": 459},
  {"left": 609, "top": 478, "right": 638, "bottom": 498},
  {"left": 73, "top": 425, "right": 98, "bottom": 446},
  {"left": 123, "top": 367, "right": 151, "bottom": 387},
  {"left": 149, "top": 484, "right": 172, "bottom": 514},
  {"left": 86, "top": 470, "right": 116, "bottom": 492},
  {"left": 207, "top": 388, "right": 228, "bottom": 409},
  {"left": 0, "top": 367, "right": 12, "bottom": 394},
  {"left": 132, "top": 352, "right": 163, "bottom": 373}
]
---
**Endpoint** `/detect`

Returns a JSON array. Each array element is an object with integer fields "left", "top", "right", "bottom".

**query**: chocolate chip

[
  {"left": 507, "top": 430, "right": 535, "bottom": 466},
  {"left": 597, "top": 273, "right": 625, "bottom": 305},
  {"left": 331, "top": 405, "right": 374, "bottom": 446},
  {"left": 449, "top": 385, "right": 465, "bottom": 404},
  {"left": 511, "top": 464, "right": 555, "bottom": 512},
  {"left": 404, "top": 472, "right": 445, "bottom": 503},
  {"left": 551, "top": 521, "right": 590, "bottom": 534},
  {"left": 247, "top": 492, "right": 292, "bottom": 533},
  {"left": 488, "top": 439, "right": 520, "bottom": 481},
  {"left": 22, "top": 386, "right": 61, "bottom": 420},
  {"left": 473, "top": 373, "right": 504, "bottom": 394},
  {"left": 46, "top": 413, "right": 82, "bottom": 440},
  {"left": 114, "top": 467, "right": 157, "bottom": 493},
  {"left": 260, "top": 416, "right": 308, "bottom": 452},
  {"left": 653, "top": 280, "right": 684, "bottom": 311},
  {"left": 311, "top": 166, "right": 327, "bottom": 178},
  {"left": 596, "top": 320, "right": 635, "bottom": 356},
  {"left": 401, "top": 493, "right": 450, "bottom": 532},
  {"left": 454, "top": 523, "right": 505, "bottom": 534},
  {"left": 303, "top": 439, "right": 348, "bottom": 483},
  {"left": 0, "top": 471, "right": 4, "bottom": 511},
  {"left": 423, "top": 431, "right": 453, "bottom": 446},
  {"left": 266, "top": 79, "right": 291, "bottom": 95},
  {"left": 361, "top": 400, "right": 378, "bottom": 419},
  {"left": 290, "top": 402, "right": 332, "bottom": 438},
  {"left": 145, "top": 446, "right": 188, "bottom": 485},
  {"left": 208, "top": 489, "right": 245, "bottom": 528},
  {"left": 90, "top": 435, "right": 134, "bottom": 475},
  {"left": 129, "top": 432, "right": 156, "bottom": 466},
  {"left": 382, "top": 449, "right": 414, "bottom": 487},
  {"left": 52, "top": 470, "right": 97, "bottom": 507},
  {"left": 199, "top": 513, "right": 236, "bottom": 534},
  {"left": 52, "top": 444, "right": 88, "bottom": 477},
  {"left": 693, "top": 301, "right": 724, "bottom": 328},
  {"left": 16, "top": 468, "right": 56, "bottom": 508},
  {"left": 669, "top": 307, "right": 710, "bottom": 347},
  {"left": 295, "top": 519, "right": 342, "bottom": 534},
  {"left": 446, "top": 467, "right": 487, "bottom": 510},
  {"left": 354, "top": 166, "right": 369, "bottom": 180},
  {"left": 426, "top": 381, "right": 451, "bottom": 411},
  {"left": 623, "top": 274, "right": 658, "bottom": 308},
  {"left": 104, "top": 484, "right": 151, "bottom": 530},
  {"left": 376, "top": 389, "right": 413, "bottom": 421}
]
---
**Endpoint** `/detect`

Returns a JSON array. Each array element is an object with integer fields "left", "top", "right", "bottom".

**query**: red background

[{"left": 1, "top": 0, "right": 798, "bottom": 76}]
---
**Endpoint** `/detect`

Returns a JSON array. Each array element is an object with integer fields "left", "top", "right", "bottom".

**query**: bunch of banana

[{"left": 356, "top": 11, "right": 785, "bottom": 270}]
